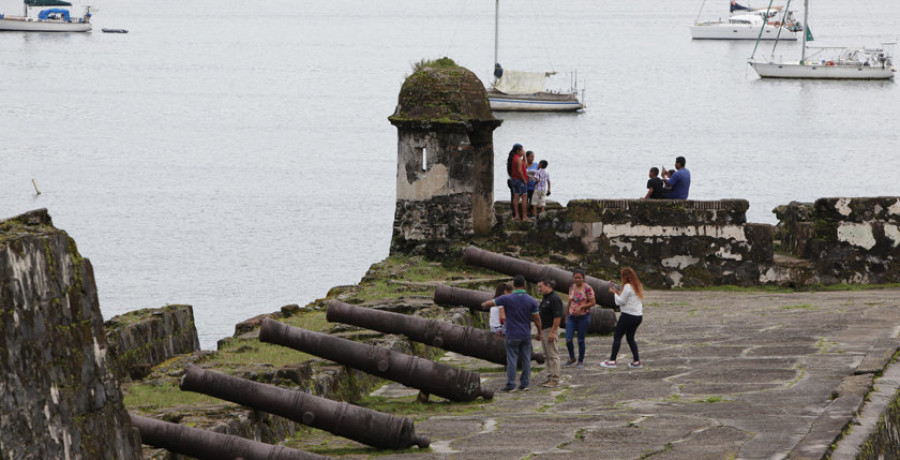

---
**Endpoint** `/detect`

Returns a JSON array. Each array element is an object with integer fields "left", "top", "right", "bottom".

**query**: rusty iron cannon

[
  {"left": 325, "top": 300, "right": 544, "bottom": 366},
  {"left": 179, "top": 365, "right": 429, "bottom": 450},
  {"left": 434, "top": 284, "right": 617, "bottom": 334},
  {"left": 462, "top": 246, "right": 616, "bottom": 308},
  {"left": 587, "top": 306, "right": 617, "bottom": 334},
  {"left": 259, "top": 318, "right": 493, "bottom": 402},
  {"left": 131, "top": 414, "right": 330, "bottom": 460},
  {"left": 433, "top": 284, "right": 494, "bottom": 312}
]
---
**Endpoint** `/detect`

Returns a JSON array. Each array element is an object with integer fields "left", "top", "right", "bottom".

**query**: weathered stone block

[
  {"left": 105, "top": 305, "right": 201, "bottom": 381},
  {"left": 745, "top": 223, "right": 774, "bottom": 263}
]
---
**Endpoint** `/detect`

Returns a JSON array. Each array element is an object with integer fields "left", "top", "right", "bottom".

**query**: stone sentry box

[{"left": 388, "top": 58, "right": 502, "bottom": 256}]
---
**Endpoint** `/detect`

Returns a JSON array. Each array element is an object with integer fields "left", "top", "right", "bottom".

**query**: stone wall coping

[{"left": 568, "top": 198, "right": 749, "bottom": 211}]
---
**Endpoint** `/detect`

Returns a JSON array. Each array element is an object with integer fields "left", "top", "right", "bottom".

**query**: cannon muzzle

[
  {"left": 433, "top": 284, "right": 493, "bottom": 312},
  {"left": 462, "top": 246, "right": 615, "bottom": 308},
  {"left": 131, "top": 414, "right": 330, "bottom": 460},
  {"left": 326, "top": 300, "right": 544, "bottom": 365},
  {"left": 179, "top": 365, "right": 429, "bottom": 450},
  {"left": 260, "top": 318, "right": 493, "bottom": 402}
]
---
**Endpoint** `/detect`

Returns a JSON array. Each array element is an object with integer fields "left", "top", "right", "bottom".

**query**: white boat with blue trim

[{"left": 0, "top": 0, "right": 92, "bottom": 32}]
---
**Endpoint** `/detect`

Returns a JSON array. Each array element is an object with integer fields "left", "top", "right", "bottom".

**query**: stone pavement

[{"left": 373, "top": 288, "right": 900, "bottom": 460}]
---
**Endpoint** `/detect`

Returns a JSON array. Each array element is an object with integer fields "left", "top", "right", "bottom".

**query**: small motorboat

[{"left": 101, "top": 27, "right": 127, "bottom": 33}]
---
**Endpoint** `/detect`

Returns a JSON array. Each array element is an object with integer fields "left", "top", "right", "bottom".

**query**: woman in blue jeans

[{"left": 565, "top": 269, "right": 595, "bottom": 368}]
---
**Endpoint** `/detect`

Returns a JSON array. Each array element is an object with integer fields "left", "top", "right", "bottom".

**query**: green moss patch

[{"left": 124, "top": 381, "right": 224, "bottom": 413}]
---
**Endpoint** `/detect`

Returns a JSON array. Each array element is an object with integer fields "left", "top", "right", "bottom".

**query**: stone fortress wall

[{"left": 486, "top": 197, "right": 900, "bottom": 288}]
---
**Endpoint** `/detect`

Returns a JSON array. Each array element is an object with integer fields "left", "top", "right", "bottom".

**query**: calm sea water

[{"left": 2, "top": 0, "right": 898, "bottom": 348}]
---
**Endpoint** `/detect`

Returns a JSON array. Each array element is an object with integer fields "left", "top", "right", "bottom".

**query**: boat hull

[
  {"left": 0, "top": 17, "right": 91, "bottom": 32},
  {"left": 487, "top": 90, "right": 583, "bottom": 112},
  {"left": 749, "top": 60, "right": 896, "bottom": 79},
  {"left": 691, "top": 24, "right": 797, "bottom": 40}
]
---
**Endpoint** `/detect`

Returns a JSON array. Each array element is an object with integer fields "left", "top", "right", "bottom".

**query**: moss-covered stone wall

[
  {"left": 773, "top": 197, "right": 900, "bottom": 284},
  {"left": 0, "top": 209, "right": 142, "bottom": 459}
]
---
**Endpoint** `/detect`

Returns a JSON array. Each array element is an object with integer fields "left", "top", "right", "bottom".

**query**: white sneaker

[
  {"left": 629, "top": 361, "right": 643, "bottom": 369},
  {"left": 600, "top": 360, "right": 617, "bottom": 369}
]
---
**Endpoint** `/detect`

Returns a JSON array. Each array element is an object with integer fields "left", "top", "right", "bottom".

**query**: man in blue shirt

[
  {"left": 481, "top": 275, "right": 542, "bottom": 392},
  {"left": 662, "top": 156, "right": 691, "bottom": 199}
]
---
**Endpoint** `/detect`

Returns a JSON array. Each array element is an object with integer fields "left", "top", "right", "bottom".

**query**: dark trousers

[{"left": 610, "top": 313, "right": 642, "bottom": 362}]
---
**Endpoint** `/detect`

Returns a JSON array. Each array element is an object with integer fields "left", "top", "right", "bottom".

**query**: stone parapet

[
  {"left": 565, "top": 199, "right": 749, "bottom": 225},
  {"left": 496, "top": 199, "right": 772, "bottom": 288},
  {"left": 774, "top": 197, "right": 900, "bottom": 284}
]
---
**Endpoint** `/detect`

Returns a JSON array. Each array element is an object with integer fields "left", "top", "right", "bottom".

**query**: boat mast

[
  {"left": 693, "top": 0, "right": 707, "bottom": 25},
  {"left": 801, "top": 0, "right": 809, "bottom": 63},
  {"left": 494, "top": 0, "right": 500, "bottom": 74}
]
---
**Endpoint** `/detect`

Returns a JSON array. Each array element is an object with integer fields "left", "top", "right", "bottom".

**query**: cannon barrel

[
  {"left": 435, "top": 284, "right": 618, "bottom": 334},
  {"left": 260, "top": 318, "right": 493, "bottom": 402},
  {"left": 433, "top": 284, "right": 494, "bottom": 312},
  {"left": 588, "top": 306, "right": 618, "bottom": 334},
  {"left": 131, "top": 414, "right": 330, "bottom": 460},
  {"left": 326, "top": 300, "right": 544, "bottom": 366},
  {"left": 179, "top": 365, "right": 429, "bottom": 450},
  {"left": 462, "top": 246, "right": 615, "bottom": 308}
]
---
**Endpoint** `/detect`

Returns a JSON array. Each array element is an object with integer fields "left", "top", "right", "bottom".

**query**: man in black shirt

[
  {"left": 643, "top": 167, "right": 665, "bottom": 200},
  {"left": 537, "top": 279, "right": 565, "bottom": 387}
]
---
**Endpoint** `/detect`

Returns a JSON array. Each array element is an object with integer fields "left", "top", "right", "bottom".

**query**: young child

[
  {"left": 532, "top": 160, "right": 551, "bottom": 217},
  {"left": 643, "top": 167, "right": 665, "bottom": 199},
  {"left": 490, "top": 282, "right": 513, "bottom": 335}
]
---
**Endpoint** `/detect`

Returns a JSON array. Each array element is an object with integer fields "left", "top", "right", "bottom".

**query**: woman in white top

[
  {"left": 601, "top": 267, "right": 645, "bottom": 369},
  {"left": 490, "top": 282, "right": 512, "bottom": 335}
]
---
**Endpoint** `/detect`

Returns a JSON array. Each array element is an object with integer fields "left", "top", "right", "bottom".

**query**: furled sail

[{"left": 493, "top": 70, "right": 548, "bottom": 95}]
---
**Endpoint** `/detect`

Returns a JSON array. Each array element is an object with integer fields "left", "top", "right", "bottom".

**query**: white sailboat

[
  {"left": 748, "top": 0, "right": 896, "bottom": 79},
  {"left": 0, "top": 0, "right": 92, "bottom": 32},
  {"left": 691, "top": 12, "right": 799, "bottom": 41},
  {"left": 486, "top": 0, "right": 583, "bottom": 112}
]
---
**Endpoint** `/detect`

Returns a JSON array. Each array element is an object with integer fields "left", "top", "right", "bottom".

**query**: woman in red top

[{"left": 508, "top": 144, "right": 528, "bottom": 221}]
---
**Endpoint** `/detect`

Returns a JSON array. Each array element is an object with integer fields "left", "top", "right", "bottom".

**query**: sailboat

[
  {"left": 0, "top": 0, "right": 92, "bottom": 32},
  {"left": 748, "top": 0, "right": 896, "bottom": 79},
  {"left": 690, "top": 2, "right": 801, "bottom": 41},
  {"left": 486, "top": 0, "right": 583, "bottom": 112}
]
